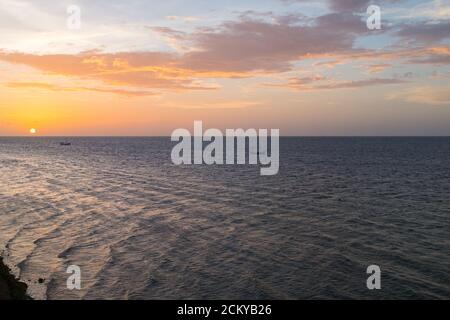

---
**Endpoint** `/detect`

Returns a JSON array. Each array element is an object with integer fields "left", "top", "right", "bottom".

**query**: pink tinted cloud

[
  {"left": 0, "top": 12, "right": 448, "bottom": 92},
  {"left": 264, "top": 76, "right": 405, "bottom": 90}
]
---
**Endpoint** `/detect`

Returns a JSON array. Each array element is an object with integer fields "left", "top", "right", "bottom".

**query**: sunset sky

[{"left": 0, "top": 0, "right": 449, "bottom": 136}]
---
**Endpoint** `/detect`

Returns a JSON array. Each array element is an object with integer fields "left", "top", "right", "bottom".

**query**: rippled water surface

[{"left": 0, "top": 137, "right": 449, "bottom": 299}]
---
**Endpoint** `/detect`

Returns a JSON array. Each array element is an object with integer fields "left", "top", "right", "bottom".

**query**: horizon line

[{"left": 1, "top": 135, "right": 450, "bottom": 138}]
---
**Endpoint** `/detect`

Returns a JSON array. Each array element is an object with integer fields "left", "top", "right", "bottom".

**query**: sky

[{"left": 0, "top": 0, "right": 449, "bottom": 136}]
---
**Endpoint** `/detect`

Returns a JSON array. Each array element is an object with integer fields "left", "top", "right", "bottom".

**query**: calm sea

[{"left": 0, "top": 137, "right": 449, "bottom": 299}]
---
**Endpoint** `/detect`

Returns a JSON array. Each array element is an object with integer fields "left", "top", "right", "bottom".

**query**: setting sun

[{"left": 29, "top": 128, "right": 37, "bottom": 134}]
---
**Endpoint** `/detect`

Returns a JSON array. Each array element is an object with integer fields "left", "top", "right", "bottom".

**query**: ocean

[{"left": 0, "top": 137, "right": 449, "bottom": 299}]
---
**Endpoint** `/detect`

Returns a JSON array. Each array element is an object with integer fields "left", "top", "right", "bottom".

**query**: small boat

[{"left": 60, "top": 142, "right": 71, "bottom": 146}]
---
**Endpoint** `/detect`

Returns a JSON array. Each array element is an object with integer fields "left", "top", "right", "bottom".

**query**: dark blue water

[{"left": 0, "top": 137, "right": 449, "bottom": 299}]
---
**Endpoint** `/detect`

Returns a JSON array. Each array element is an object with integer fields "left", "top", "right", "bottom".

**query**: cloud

[
  {"left": 386, "top": 1, "right": 450, "bottom": 20},
  {"left": 165, "top": 16, "right": 199, "bottom": 22},
  {"left": 264, "top": 76, "right": 404, "bottom": 90},
  {"left": 387, "top": 85, "right": 450, "bottom": 106},
  {"left": 0, "top": 12, "right": 369, "bottom": 92},
  {"left": 0, "top": 50, "right": 219, "bottom": 91},
  {"left": 6, "top": 81, "right": 157, "bottom": 97},
  {"left": 396, "top": 21, "right": 450, "bottom": 43},
  {"left": 152, "top": 14, "right": 450, "bottom": 74},
  {"left": 0, "top": 11, "right": 447, "bottom": 95},
  {"left": 365, "top": 63, "right": 391, "bottom": 73},
  {"left": 157, "top": 12, "right": 367, "bottom": 73},
  {"left": 404, "top": 46, "right": 450, "bottom": 65},
  {"left": 316, "top": 77, "right": 405, "bottom": 89},
  {"left": 281, "top": 0, "right": 396, "bottom": 12},
  {"left": 322, "top": 46, "right": 450, "bottom": 66},
  {"left": 263, "top": 75, "right": 326, "bottom": 90},
  {"left": 327, "top": 0, "right": 372, "bottom": 12},
  {"left": 313, "top": 60, "right": 344, "bottom": 68}
]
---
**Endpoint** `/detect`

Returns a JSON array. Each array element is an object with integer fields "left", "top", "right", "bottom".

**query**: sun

[{"left": 29, "top": 128, "right": 37, "bottom": 134}]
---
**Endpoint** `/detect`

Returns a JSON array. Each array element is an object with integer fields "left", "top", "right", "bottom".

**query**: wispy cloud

[
  {"left": 395, "top": 20, "right": 450, "bottom": 44},
  {"left": 6, "top": 81, "right": 157, "bottom": 97},
  {"left": 364, "top": 63, "right": 391, "bottom": 74},
  {"left": 264, "top": 76, "right": 405, "bottom": 90},
  {"left": 387, "top": 85, "right": 450, "bottom": 106}
]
